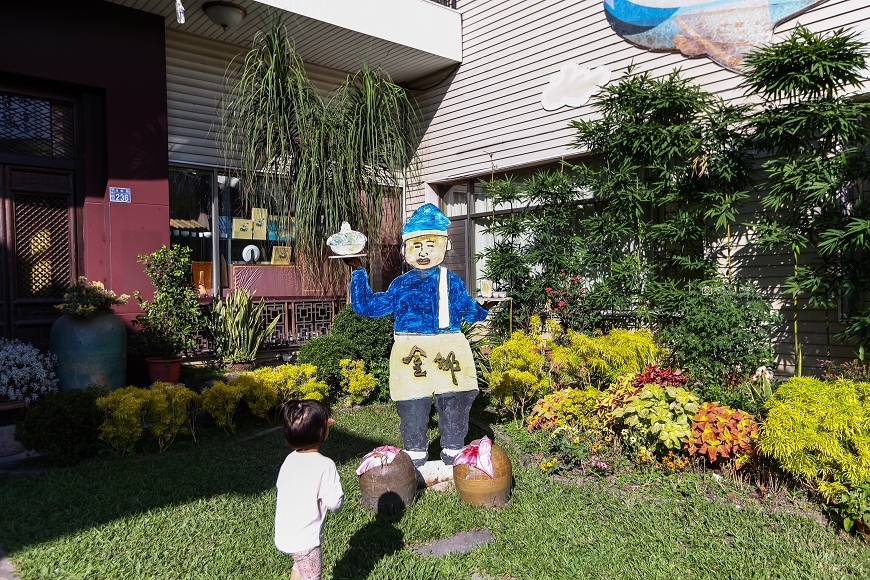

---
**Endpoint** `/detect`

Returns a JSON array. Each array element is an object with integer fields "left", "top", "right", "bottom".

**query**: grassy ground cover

[{"left": 1, "top": 405, "right": 868, "bottom": 579}]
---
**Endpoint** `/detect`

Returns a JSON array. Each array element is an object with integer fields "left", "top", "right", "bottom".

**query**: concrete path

[{"left": 0, "top": 549, "right": 19, "bottom": 580}]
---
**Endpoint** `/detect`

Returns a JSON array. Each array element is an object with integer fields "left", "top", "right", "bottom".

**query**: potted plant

[
  {"left": 205, "top": 288, "right": 280, "bottom": 370},
  {"left": 0, "top": 338, "right": 58, "bottom": 457},
  {"left": 133, "top": 245, "right": 203, "bottom": 383},
  {"left": 50, "top": 277, "right": 129, "bottom": 391}
]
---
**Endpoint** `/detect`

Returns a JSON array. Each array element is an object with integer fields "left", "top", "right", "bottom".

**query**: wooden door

[{"left": 0, "top": 166, "right": 76, "bottom": 349}]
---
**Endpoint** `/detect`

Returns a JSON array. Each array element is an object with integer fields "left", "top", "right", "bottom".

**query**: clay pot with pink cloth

[
  {"left": 356, "top": 446, "right": 417, "bottom": 513},
  {"left": 452, "top": 436, "right": 513, "bottom": 507}
]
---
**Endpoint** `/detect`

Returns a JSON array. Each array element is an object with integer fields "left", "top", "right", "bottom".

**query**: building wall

[
  {"left": 0, "top": 0, "right": 169, "bottom": 326},
  {"left": 411, "top": 0, "right": 870, "bottom": 374}
]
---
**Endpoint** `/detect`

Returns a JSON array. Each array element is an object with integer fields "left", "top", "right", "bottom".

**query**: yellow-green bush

[
  {"left": 489, "top": 324, "right": 549, "bottom": 421},
  {"left": 201, "top": 381, "right": 245, "bottom": 433},
  {"left": 526, "top": 387, "right": 604, "bottom": 433},
  {"left": 550, "top": 328, "right": 662, "bottom": 387},
  {"left": 146, "top": 382, "right": 200, "bottom": 452},
  {"left": 97, "top": 386, "right": 150, "bottom": 455},
  {"left": 252, "top": 363, "right": 328, "bottom": 402},
  {"left": 339, "top": 359, "right": 376, "bottom": 405},
  {"left": 489, "top": 318, "right": 662, "bottom": 421},
  {"left": 229, "top": 373, "right": 279, "bottom": 419},
  {"left": 759, "top": 377, "right": 870, "bottom": 500}
]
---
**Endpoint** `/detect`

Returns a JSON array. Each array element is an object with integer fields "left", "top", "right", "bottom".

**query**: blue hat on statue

[{"left": 402, "top": 203, "right": 450, "bottom": 242}]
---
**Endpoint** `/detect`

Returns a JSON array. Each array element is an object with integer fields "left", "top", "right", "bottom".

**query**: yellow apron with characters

[{"left": 388, "top": 266, "right": 478, "bottom": 400}]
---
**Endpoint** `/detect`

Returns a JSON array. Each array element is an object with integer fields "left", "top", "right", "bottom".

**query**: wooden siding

[{"left": 410, "top": 0, "right": 870, "bottom": 374}]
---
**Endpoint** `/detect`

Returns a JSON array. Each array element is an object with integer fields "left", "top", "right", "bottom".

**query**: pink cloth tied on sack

[
  {"left": 355, "top": 445, "right": 402, "bottom": 476},
  {"left": 453, "top": 436, "right": 495, "bottom": 478}
]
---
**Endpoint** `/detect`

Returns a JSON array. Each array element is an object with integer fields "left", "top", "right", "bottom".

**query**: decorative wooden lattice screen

[{"left": 13, "top": 193, "right": 71, "bottom": 299}]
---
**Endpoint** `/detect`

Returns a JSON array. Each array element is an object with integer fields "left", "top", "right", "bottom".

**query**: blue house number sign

[{"left": 109, "top": 187, "right": 132, "bottom": 203}]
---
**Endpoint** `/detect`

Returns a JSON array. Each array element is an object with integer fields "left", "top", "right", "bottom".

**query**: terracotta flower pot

[
  {"left": 146, "top": 357, "right": 182, "bottom": 384},
  {"left": 358, "top": 450, "right": 417, "bottom": 513},
  {"left": 453, "top": 444, "right": 513, "bottom": 507}
]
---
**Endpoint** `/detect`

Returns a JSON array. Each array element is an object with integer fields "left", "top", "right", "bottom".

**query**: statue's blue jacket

[{"left": 350, "top": 267, "right": 488, "bottom": 334}]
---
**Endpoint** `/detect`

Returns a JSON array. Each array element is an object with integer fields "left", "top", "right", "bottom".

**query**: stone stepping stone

[{"left": 414, "top": 529, "right": 494, "bottom": 557}]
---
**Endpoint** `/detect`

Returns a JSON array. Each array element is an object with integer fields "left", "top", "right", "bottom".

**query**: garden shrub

[
  {"left": 612, "top": 383, "right": 700, "bottom": 461},
  {"left": 252, "top": 364, "right": 328, "bottom": 402},
  {"left": 759, "top": 376, "right": 870, "bottom": 500},
  {"left": 549, "top": 328, "right": 662, "bottom": 388},
  {"left": 14, "top": 386, "right": 104, "bottom": 465},
  {"left": 369, "top": 359, "right": 391, "bottom": 403},
  {"left": 488, "top": 326, "right": 549, "bottom": 421},
  {"left": 339, "top": 359, "right": 376, "bottom": 405},
  {"left": 200, "top": 381, "right": 244, "bottom": 433},
  {"left": 0, "top": 337, "right": 58, "bottom": 404},
  {"left": 656, "top": 278, "right": 779, "bottom": 406},
  {"left": 145, "top": 382, "right": 199, "bottom": 451},
  {"left": 229, "top": 373, "right": 278, "bottom": 420},
  {"left": 329, "top": 305, "right": 394, "bottom": 363},
  {"left": 526, "top": 388, "right": 603, "bottom": 433},
  {"left": 297, "top": 334, "right": 357, "bottom": 394},
  {"left": 686, "top": 402, "right": 758, "bottom": 469},
  {"left": 97, "top": 386, "right": 151, "bottom": 454}
]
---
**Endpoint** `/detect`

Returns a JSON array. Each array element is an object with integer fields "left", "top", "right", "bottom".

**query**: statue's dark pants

[{"left": 395, "top": 389, "right": 478, "bottom": 467}]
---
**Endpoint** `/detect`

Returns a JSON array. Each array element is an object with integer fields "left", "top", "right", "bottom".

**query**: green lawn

[{"left": 1, "top": 405, "right": 868, "bottom": 580}]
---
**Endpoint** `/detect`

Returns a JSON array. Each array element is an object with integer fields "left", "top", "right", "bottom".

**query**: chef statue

[{"left": 348, "top": 203, "right": 490, "bottom": 468}]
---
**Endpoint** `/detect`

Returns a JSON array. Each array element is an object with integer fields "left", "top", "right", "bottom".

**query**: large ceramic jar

[
  {"left": 50, "top": 310, "right": 127, "bottom": 391},
  {"left": 453, "top": 444, "right": 513, "bottom": 507},
  {"left": 358, "top": 450, "right": 417, "bottom": 513}
]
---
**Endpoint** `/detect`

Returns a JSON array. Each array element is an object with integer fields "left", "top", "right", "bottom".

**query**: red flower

[
  {"left": 571, "top": 276, "right": 580, "bottom": 281},
  {"left": 545, "top": 287, "right": 552, "bottom": 293},
  {"left": 558, "top": 300, "right": 566, "bottom": 307}
]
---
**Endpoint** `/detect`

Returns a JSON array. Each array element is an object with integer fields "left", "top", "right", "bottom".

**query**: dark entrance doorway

[{"left": 0, "top": 91, "right": 78, "bottom": 350}]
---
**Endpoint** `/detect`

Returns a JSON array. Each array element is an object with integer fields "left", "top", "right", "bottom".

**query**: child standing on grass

[{"left": 275, "top": 400, "right": 344, "bottom": 580}]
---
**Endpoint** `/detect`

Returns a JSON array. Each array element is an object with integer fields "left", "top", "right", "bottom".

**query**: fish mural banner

[{"left": 604, "top": 0, "right": 828, "bottom": 70}]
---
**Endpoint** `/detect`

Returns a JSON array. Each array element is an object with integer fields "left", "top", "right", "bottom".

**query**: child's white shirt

[{"left": 274, "top": 450, "right": 344, "bottom": 554}]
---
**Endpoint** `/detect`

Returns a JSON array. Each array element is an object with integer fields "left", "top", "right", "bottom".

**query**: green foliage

[
  {"left": 656, "top": 278, "right": 780, "bottom": 405},
  {"left": 55, "top": 277, "right": 129, "bottom": 317},
  {"left": 96, "top": 386, "right": 151, "bottom": 455},
  {"left": 545, "top": 271, "right": 599, "bottom": 333},
  {"left": 145, "top": 382, "right": 200, "bottom": 452},
  {"left": 488, "top": 325, "right": 550, "bottom": 421},
  {"left": 612, "top": 383, "right": 701, "bottom": 459},
  {"left": 330, "top": 305, "right": 394, "bottom": 364},
  {"left": 339, "top": 359, "right": 376, "bottom": 405},
  {"left": 743, "top": 26, "right": 870, "bottom": 362},
  {"left": 133, "top": 245, "right": 203, "bottom": 357},
  {"left": 686, "top": 402, "right": 759, "bottom": 469},
  {"left": 200, "top": 381, "right": 244, "bottom": 434},
  {"left": 549, "top": 328, "right": 662, "bottom": 388},
  {"left": 206, "top": 289, "right": 280, "bottom": 364},
  {"left": 222, "top": 21, "right": 421, "bottom": 290},
  {"left": 297, "top": 334, "right": 357, "bottom": 394},
  {"left": 251, "top": 363, "right": 329, "bottom": 402},
  {"left": 566, "top": 66, "right": 752, "bottom": 316},
  {"left": 836, "top": 483, "right": 870, "bottom": 534},
  {"left": 526, "top": 387, "right": 604, "bottom": 433},
  {"left": 14, "top": 387, "right": 104, "bottom": 465},
  {"left": 227, "top": 373, "right": 278, "bottom": 420},
  {"left": 369, "top": 358, "right": 391, "bottom": 403},
  {"left": 758, "top": 376, "right": 870, "bottom": 500}
]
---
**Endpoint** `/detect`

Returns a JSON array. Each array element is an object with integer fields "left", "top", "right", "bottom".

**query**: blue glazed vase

[{"left": 50, "top": 310, "right": 127, "bottom": 391}]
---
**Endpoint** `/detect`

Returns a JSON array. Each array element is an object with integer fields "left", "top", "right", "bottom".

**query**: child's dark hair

[{"left": 282, "top": 400, "right": 331, "bottom": 450}]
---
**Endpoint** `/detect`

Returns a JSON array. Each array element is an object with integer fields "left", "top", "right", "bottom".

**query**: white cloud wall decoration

[{"left": 541, "top": 64, "right": 612, "bottom": 111}]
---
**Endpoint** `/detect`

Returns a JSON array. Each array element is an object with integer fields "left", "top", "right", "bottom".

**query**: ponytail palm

[{"left": 222, "top": 21, "right": 421, "bottom": 290}]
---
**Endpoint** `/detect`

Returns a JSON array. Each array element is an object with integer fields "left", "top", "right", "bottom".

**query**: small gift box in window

[
  {"left": 232, "top": 218, "right": 253, "bottom": 239},
  {"left": 271, "top": 245, "right": 292, "bottom": 265},
  {"left": 251, "top": 208, "right": 267, "bottom": 240}
]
